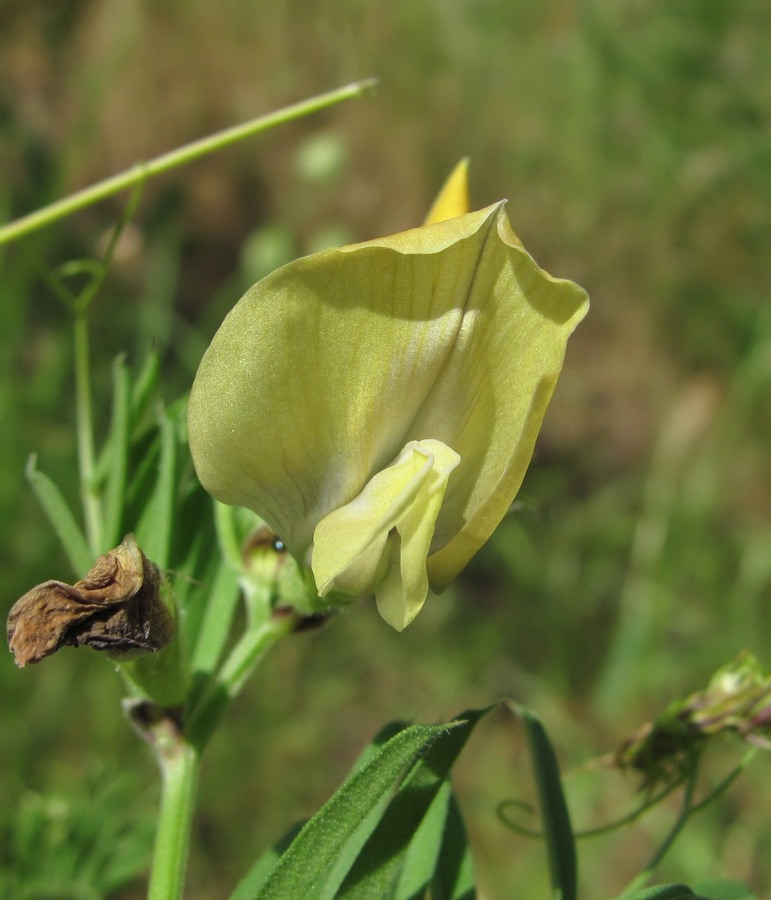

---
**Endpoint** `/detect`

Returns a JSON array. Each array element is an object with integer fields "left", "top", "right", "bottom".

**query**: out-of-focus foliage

[{"left": 1, "top": 1, "right": 770, "bottom": 897}]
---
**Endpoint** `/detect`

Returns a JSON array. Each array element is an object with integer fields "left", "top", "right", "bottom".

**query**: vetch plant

[{"left": 3, "top": 85, "right": 761, "bottom": 900}]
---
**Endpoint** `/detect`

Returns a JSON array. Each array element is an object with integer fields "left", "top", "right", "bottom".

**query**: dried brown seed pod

[{"left": 7, "top": 534, "right": 174, "bottom": 668}]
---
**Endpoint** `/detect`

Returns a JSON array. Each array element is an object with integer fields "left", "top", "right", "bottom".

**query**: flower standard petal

[
  {"left": 188, "top": 201, "right": 588, "bottom": 621},
  {"left": 420, "top": 207, "right": 589, "bottom": 589}
]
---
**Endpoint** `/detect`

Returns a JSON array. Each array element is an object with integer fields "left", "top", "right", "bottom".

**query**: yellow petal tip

[{"left": 424, "top": 158, "right": 471, "bottom": 225}]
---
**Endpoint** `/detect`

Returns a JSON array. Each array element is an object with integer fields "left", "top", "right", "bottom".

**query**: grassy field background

[{"left": 2, "top": 1, "right": 771, "bottom": 897}]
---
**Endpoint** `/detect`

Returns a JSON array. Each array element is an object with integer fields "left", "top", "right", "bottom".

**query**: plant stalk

[
  {"left": 0, "top": 79, "right": 378, "bottom": 246},
  {"left": 621, "top": 752, "right": 701, "bottom": 894},
  {"left": 187, "top": 613, "right": 297, "bottom": 750},
  {"left": 148, "top": 727, "right": 201, "bottom": 900},
  {"left": 73, "top": 311, "right": 103, "bottom": 552}
]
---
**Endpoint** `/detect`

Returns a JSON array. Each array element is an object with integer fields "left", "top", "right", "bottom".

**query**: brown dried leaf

[{"left": 7, "top": 534, "right": 174, "bottom": 667}]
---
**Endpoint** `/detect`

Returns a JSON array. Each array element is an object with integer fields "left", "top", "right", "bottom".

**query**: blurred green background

[{"left": 2, "top": 1, "right": 771, "bottom": 897}]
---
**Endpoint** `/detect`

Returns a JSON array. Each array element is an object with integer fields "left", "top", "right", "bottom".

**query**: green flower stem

[
  {"left": 187, "top": 612, "right": 297, "bottom": 751},
  {"left": 214, "top": 499, "right": 245, "bottom": 571},
  {"left": 142, "top": 579, "right": 293, "bottom": 897},
  {"left": 148, "top": 730, "right": 201, "bottom": 900},
  {"left": 73, "top": 311, "right": 103, "bottom": 552},
  {"left": 0, "top": 79, "right": 378, "bottom": 246}
]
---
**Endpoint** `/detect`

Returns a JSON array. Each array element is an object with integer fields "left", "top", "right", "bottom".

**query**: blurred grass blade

[
  {"left": 431, "top": 790, "right": 475, "bottom": 900},
  {"left": 508, "top": 702, "right": 576, "bottom": 900},
  {"left": 130, "top": 350, "right": 161, "bottom": 425},
  {"left": 214, "top": 500, "right": 245, "bottom": 571},
  {"left": 102, "top": 356, "right": 131, "bottom": 548},
  {"left": 337, "top": 707, "right": 488, "bottom": 898},
  {"left": 93, "top": 352, "right": 162, "bottom": 487},
  {"left": 254, "top": 721, "right": 458, "bottom": 900},
  {"left": 25, "top": 454, "right": 92, "bottom": 575},
  {"left": 135, "top": 405, "right": 178, "bottom": 569}
]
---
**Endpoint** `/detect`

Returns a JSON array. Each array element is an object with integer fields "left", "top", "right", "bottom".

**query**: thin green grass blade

[
  {"left": 186, "top": 500, "right": 243, "bottom": 698},
  {"left": 25, "top": 454, "right": 92, "bottom": 575},
  {"left": 172, "top": 491, "right": 233, "bottom": 629},
  {"left": 135, "top": 405, "right": 178, "bottom": 570},
  {"left": 254, "top": 721, "right": 456, "bottom": 900},
  {"left": 336, "top": 707, "right": 489, "bottom": 899},
  {"left": 130, "top": 351, "right": 160, "bottom": 414},
  {"left": 102, "top": 356, "right": 131, "bottom": 547},
  {"left": 509, "top": 703, "right": 576, "bottom": 900}
]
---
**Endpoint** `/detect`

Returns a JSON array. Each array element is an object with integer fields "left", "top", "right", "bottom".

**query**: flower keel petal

[{"left": 312, "top": 440, "right": 460, "bottom": 629}]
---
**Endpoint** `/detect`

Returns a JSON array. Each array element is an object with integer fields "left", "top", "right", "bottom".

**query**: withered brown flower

[{"left": 7, "top": 534, "right": 174, "bottom": 667}]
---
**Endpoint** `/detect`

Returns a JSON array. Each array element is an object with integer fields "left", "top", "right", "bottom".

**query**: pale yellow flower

[{"left": 188, "top": 167, "right": 588, "bottom": 629}]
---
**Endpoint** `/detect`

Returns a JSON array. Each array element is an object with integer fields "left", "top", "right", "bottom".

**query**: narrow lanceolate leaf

[
  {"left": 230, "top": 822, "right": 304, "bottom": 900},
  {"left": 393, "top": 780, "right": 452, "bottom": 898},
  {"left": 431, "top": 790, "right": 475, "bottom": 900},
  {"left": 26, "top": 455, "right": 92, "bottom": 575},
  {"left": 188, "top": 556, "right": 239, "bottom": 685},
  {"left": 509, "top": 703, "right": 577, "bottom": 900},
  {"left": 688, "top": 879, "right": 756, "bottom": 900},
  {"left": 617, "top": 886, "right": 709, "bottom": 900},
  {"left": 337, "top": 707, "right": 488, "bottom": 898},
  {"left": 254, "top": 721, "right": 460, "bottom": 900},
  {"left": 135, "top": 406, "right": 178, "bottom": 570},
  {"left": 314, "top": 722, "right": 413, "bottom": 900}
]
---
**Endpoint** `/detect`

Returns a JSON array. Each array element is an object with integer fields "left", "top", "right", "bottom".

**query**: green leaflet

[
  {"left": 251, "top": 713, "right": 486, "bottom": 900},
  {"left": 510, "top": 702, "right": 577, "bottom": 900}
]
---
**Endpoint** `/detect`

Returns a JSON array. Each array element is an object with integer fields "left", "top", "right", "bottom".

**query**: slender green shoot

[
  {"left": 621, "top": 752, "right": 702, "bottom": 895},
  {"left": 0, "top": 79, "right": 378, "bottom": 246}
]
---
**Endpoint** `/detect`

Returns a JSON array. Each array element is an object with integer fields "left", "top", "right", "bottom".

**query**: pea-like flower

[{"left": 188, "top": 167, "right": 588, "bottom": 630}]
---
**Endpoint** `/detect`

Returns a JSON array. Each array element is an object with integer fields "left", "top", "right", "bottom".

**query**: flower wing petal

[{"left": 312, "top": 440, "right": 460, "bottom": 630}]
